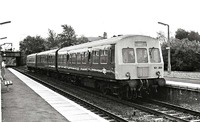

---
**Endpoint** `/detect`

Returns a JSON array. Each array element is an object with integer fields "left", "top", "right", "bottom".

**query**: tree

[
  {"left": 188, "top": 31, "right": 200, "bottom": 42},
  {"left": 175, "top": 28, "right": 189, "bottom": 40},
  {"left": 20, "top": 35, "right": 46, "bottom": 55},
  {"left": 46, "top": 29, "right": 59, "bottom": 49},
  {"left": 76, "top": 35, "right": 89, "bottom": 45},
  {"left": 156, "top": 31, "right": 166, "bottom": 43},
  {"left": 58, "top": 24, "right": 77, "bottom": 47},
  {"left": 175, "top": 28, "right": 200, "bottom": 42},
  {"left": 161, "top": 38, "right": 200, "bottom": 71}
]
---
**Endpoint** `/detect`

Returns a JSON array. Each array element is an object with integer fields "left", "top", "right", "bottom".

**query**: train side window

[
  {"left": 69, "top": 54, "right": 72, "bottom": 64},
  {"left": 88, "top": 52, "right": 91, "bottom": 63},
  {"left": 57, "top": 55, "right": 60, "bottom": 65},
  {"left": 93, "top": 51, "right": 99, "bottom": 64},
  {"left": 59, "top": 55, "right": 62, "bottom": 64},
  {"left": 82, "top": 52, "right": 87, "bottom": 64},
  {"left": 63, "top": 54, "right": 67, "bottom": 64},
  {"left": 50, "top": 56, "right": 51, "bottom": 64},
  {"left": 77, "top": 53, "right": 81, "bottom": 64},
  {"left": 62, "top": 55, "right": 65, "bottom": 64},
  {"left": 100, "top": 50, "right": 108, "bottom": 64},
  {"left": 72, "top": 53, "right": 76, "bottom": 64},
  {"left": 122, "top": 48, "right": 135, "bottom": 63},
  {"left": 52, "top": 56, "right": 54, "bottom": 64},
  {"left": 67, "top": 54, "right": 70, "bottom": 62},
  {"left": 136, "top": 48, "right": 148, "bottom": 63}
]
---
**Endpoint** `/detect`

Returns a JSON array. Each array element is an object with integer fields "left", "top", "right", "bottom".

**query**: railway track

[
  {"left": 14, "top": 68, "right": 129, "bottom": 122},
  {"left": 15, "top": 67, "right": 200, "bottom": 122},
  {"left": 104, "top": 94, "right": 200, "bottom": 122},
  {"left": 135, "top": 98, "right": 200, "bottom": 122}
]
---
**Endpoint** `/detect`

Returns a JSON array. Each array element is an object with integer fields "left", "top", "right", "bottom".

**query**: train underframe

[
  {"left": 30, "top": 67, "right": 165, "bottom": 100},
  {"left": 56, "top": 72, "right": 166, "bottom": 100}
]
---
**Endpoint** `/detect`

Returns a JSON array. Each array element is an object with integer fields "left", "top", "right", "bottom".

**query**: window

[
  {"left": 68, "top": 54, "right": 72, "bottom": 64},
  {"left": 63, "top": 54, "right": 67, "bottom": 64},
  {"left": 135, "top": 41, "right": 147, "bottom": 47},
  {"left": 100, "top": 50, "right": 108, "bottom": 64},
  {"left": 57, "top": 56, "right": 60, "bottom": 65},
  {"left": 93, "top": 51, "right": 99, "bottom": 64},
  {"left": 77, "top": 53, "right": 81, "bottom": 64},
  {"left": 136, "top": 48, "right": 148, "bottom": 63},
  {"left": 122, "top": 48, "right": 135, "bottom": 63},
  {"left": 82, "top": 52, "right": 87, "bottom": 64},
  {"left": 71, "top": 53, "right": 76, "bottom": 64},
  {"left": 62, "top": 55, "right": 64, "bottom": 64},
  {"left": 58, "top": 54, "right": 66, "bottom": 65},
  {"left": 149, "top": 48, "right": 161, "bottom": 63}
]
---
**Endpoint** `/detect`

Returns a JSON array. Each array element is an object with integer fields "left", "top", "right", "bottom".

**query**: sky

[{"left": 0, "top": 0, "right": 200, "bottom": 51}]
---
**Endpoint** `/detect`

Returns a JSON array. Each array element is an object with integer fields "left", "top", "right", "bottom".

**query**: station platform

[
  {"left": 165, "top": 77, "right": 200, "bottom": 89},
  {"left": 1, "top": 68, "right": 108, "bottom": 122}
]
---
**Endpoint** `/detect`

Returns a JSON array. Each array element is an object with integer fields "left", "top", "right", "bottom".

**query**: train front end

[{"left": 115, "top": 35, "right": 166, "bottom": 98}]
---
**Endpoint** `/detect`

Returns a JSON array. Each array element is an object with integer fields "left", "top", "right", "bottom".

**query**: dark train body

[{"left": 27, "top": 35, "right": 166, "bottom": 99}]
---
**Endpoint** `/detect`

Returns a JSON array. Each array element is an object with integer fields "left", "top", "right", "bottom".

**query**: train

[{"left": 27, "top": 35, "right": 166, "bottom": 99}]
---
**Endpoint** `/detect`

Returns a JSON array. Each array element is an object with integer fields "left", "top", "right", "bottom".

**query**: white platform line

[
  {"left": 166, "top": 80, "right": 200, "bottom": 89},
  {"left": 8, "top": 68, "right": 108, "bottom": 122}
]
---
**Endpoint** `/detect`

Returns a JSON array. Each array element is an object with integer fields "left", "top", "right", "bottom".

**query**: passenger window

[
  {"left": 64, "top": 55, "right": 67, "bottom": 64},
  {"left": 122, "top": 48, "right": 135, "bottom": 63},
  {"left": 93, "top": 51, "right": 99, "bottom": 64},
  {"left": 100, "top": 50, "right": 108, "bottom": 64},
  {"left": 67, "top": 54, "right": 69, "bottom": 62},
  {"left": 136, "top": 48, "right": 148, "bottom": 63},
  {"left": 72, "top": 53, "right": 76, "bottom": 64},
  {"left": 68, "top": 54, "right": 72, "bottom": 64},
  {"left": 77, "top": 53, "right": 81, "bottom": 64},
  {"left": 82, "top": 52, "right": 87, "bottom": 64},
  {"left": 149, "top": 48, "right": 161, "bottom": 63}
]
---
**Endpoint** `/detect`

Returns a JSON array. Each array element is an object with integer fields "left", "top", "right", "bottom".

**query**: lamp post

[
  {"left": 0, "top": 21, "right": 11, "bottom": 121},
  {"left": 0, "top": 20, "right": 11, "bottom": 48},
  {"left": 0, "top": 21, "right": 11, "bottom": 25},
  {"left": 158, "top": 22, "right": 171, "bottom": 74},
  {"left": 0, "top": 37, "right": 7, "bottom": 40}
]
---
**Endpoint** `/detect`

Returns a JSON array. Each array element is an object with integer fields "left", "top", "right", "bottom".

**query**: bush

[{"left": 161, "top": 38, "right": 200, "bottom": 71}]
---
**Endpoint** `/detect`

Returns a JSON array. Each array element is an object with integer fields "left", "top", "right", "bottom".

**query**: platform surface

[
  {"left": 1, "top": 68, "right": 68, "bottom": 122},
  {"left": 1, "top": 68, "right": 108, "bottom": 122}
]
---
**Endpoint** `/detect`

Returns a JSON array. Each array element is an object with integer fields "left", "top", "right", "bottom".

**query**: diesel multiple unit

[{"left": 27, "top": 35, "right": 166, "bottom": 99}]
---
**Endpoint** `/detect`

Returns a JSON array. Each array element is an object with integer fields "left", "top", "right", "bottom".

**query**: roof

[
  {"left": 27, "top": 53, "right": 37, "bottom": 57},
  {"left": 37, "top": 49, "right": 58, "bottom": 55},
  {"left": 58, "top": 35, "right": 155, "bottom": 53}
]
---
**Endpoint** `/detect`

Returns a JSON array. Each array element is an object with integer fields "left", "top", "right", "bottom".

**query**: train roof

[
  {"left": 58, "top": 35, "right": 156, "bottom": 53},
  {"left": 37, "top": 49, "right": 58, "bottom": 55},
  {"left": 27, "top": 53, "right": 37, "bottom": 57}
]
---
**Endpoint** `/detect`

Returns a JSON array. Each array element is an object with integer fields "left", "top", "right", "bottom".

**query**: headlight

[
  {"left": 156, "top": 71, "right": 161, "bottom": 77},
  {"left": 125, "top": 72, "right": 131, "bottom": 79}
]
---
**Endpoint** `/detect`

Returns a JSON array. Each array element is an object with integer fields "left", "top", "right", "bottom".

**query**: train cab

[{"left": 115, "top": 35, "right": 164, "bottom": 80}]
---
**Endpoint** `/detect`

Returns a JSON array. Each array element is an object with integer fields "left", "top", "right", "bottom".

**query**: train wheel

[
  {"left": 102, "top": 88, "right": 109, "bottom": 95},
  {"left": 132, "top": 91, "right": 138, "bottom": 99},
  {"left": 126, "top": 86, "right": 133, "bottom": 100},
  {"left": 117, "top": 89, "right": 125, "bottom": 100}
]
